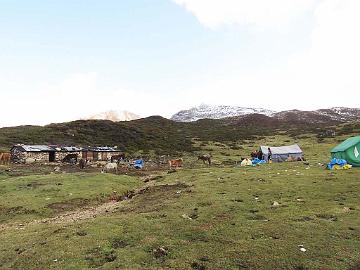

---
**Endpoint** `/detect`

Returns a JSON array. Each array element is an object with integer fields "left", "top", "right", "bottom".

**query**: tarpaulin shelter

[{"left": 260, "top": 144, "right": 303, "bottom": 162}]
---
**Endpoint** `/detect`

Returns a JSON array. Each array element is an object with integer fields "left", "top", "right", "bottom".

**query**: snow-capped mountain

[
  {"left": 273, "top": 107, "right": 360, "bottom": 123},
  {"left": 85, "top": 110, "right": 141, "bottom": 122},
  {"left": 171, "top": 105, "right": 360, "bottom": 123},
  {"left": 171, "top": 104, "right": 275, "bottom": 122}
]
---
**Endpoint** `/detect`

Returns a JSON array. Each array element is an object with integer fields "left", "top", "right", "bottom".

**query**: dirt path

[
  {"left": 0, "top": 175, "right": 167, "bottom": 232},
  {"left": 0, "top": 198, "right": 126, "bottom": 232}
]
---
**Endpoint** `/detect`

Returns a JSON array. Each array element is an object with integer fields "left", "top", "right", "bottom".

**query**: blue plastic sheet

[
  {"left": 252, "top": 158, "right": 266, "bottom": 165},
  {"left": 327, "top": 158, "right": 347, "bottom": 170},
  {"left": 134, "top": 159, "right": 144, "bottom": 169}
]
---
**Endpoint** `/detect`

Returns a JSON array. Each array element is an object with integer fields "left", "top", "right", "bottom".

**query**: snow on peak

[{"left": 171, "top": 104, "right": 275, "bottom": 122}]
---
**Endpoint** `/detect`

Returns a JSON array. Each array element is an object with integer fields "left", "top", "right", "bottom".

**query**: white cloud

[
  {"left": 174, "top": 0, "right": 360, "bottom": 110},
  {"left": 172, "top": 0, "right": 317, "bottom": 30},
  {"left": 0, "top": 73, "right": 188, "bottom": 127}
]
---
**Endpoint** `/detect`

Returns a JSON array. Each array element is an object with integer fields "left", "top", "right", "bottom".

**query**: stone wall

[
  {"left": 11, "top": 148, "right": 50, "bottom": 163},
  {"left": 55, "top": 152, "right": 81, "bottom": 162}
]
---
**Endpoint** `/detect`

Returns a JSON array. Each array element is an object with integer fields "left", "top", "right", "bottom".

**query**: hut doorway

[{"left": 49, "top": 152, "right": 55, "bottom": 162}]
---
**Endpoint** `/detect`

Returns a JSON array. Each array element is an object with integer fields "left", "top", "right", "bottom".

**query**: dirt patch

[
  {"left": 118, "top": 183, "right": 189, "bottom": 214},
  {"left": 0, "top": 206, "right": 38, "bottom": 217},
  {"left": 85, "top": 246, "right": 117, "bottom": 268},
  {"left": 47, "top": 198, "right": 91, "bottom": 212},
  {"left": 316, "top": 213, "right": 337, "bottom": 222},
  {"left": 18, "top": 182, "right": 45, "bottom": 189},
  {"left": 110, "top": 237, "right": 129, "bottom": 249}
]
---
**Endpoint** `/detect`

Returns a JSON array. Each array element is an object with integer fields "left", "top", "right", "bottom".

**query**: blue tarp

[
  {"left": 252, "top": 158, "right": 266, "bottom": 165},
  {"left": 327, "top": 158, "right": 347, "bottom": 170},
  {"left": 134, "top": 159, "right": 144, "bottom": 169}
]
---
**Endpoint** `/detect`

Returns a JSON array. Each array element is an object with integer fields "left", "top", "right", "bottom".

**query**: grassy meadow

[{"left": 0, "top": 134, "right": 359, "bottom": 269}]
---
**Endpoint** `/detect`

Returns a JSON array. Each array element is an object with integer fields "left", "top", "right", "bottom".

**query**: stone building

[
  {"left": 81, "top": 146, "right": 121, "bottom": 161},
  {"left": 10, "top": 145, "right": 82, "bottom": 163}
]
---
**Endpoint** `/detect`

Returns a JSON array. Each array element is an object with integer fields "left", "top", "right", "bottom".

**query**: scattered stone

[
  {"left": 272, "top": 201, "right": 280, "bottom": 207},
  {"left": 182, "top": 214, "right": 192, "bottom": 220},
  {"left": 191, "top": 262, "right": 207, "bottom": 270},
  {"left": 76, "top": 230, "right": 87, "bottom": 236},
  {"left": 199, "top": 255, "right": 210, "bottom": 262},
  {"left": 54, "top": 166, "right": 61, "bottom": 172},
  {"left": 298, "top": 245, "right": 307, "bottom": 252},
  {"left": 153, "top": 247, "right": 168, "bottom": 258}
]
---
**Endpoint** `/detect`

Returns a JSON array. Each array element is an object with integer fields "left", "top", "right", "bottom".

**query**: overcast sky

[{"left": 1, "top": 0, "right": 359, "bottom": 127}]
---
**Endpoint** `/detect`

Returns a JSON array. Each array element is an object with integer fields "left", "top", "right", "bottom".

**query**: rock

[
  {"left": 199, "top": 255, "right": 210, "bottom": 262},
  {"left": 54, "top": 166, "right": 61, "bottom": 172},
  {"left": 191, "top": 262, "right": 207, "bottom": 270},
  {"left": 298, "top": 244, "right": 307, "bottom": 252},
  {"left": 153, "top": 247, "right": 168, "bottom": 258},
  {"left": 272, "top": 201, "right": 280, "bottom": 207},
  {"left": 181, "top": 214, "right": 192, "bottom": 220}
]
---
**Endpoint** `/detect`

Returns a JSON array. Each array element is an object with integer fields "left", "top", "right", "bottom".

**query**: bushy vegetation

[{"left": 3, "top": 116, "right": 357, "bottom": 154}]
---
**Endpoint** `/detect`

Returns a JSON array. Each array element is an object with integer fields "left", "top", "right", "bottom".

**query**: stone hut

[
  {"left": 11, "top": 145, "right": 83, "bottom": 163},
  {"left": 81, "top": 146, "right": 121, "bottom": 161},
  {"left": 11, "top": 145, "right": 57, "bottom": 163}
]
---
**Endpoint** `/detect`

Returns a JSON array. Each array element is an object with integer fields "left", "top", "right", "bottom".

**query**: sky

[{"left": 0, "top": 0, "right": 359, "bottom": 127}]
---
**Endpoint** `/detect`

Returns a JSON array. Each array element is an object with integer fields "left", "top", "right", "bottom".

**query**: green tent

[{"left": 331, "top": 136, "right": 360, "bottom": 167}]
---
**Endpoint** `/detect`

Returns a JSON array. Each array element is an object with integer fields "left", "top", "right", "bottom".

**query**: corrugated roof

[
  {"left": 260, "top": 144, "right": 303, "bottom": 155},
  {"left": 331, "top": 136, "right": 360, "bottom": 153},
  {"left": 20, "top": 145, "right": 55, "bottom": 152},
  {"left": 61, "top": 146, "right": 82, "bottom": 152},
  {"left": 84, "top": 146, "right": 118, "bottom": 152}
]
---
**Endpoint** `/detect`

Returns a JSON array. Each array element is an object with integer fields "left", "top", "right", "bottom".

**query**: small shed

[
  {"left": 81, "top": 147, "right": 121, "bottom": 161},
  {"left": 331, "top": 136, "right": 360, "bottom": 167},
  {"left": 260, "top": 144, "right": 303, "bottom": 162}
]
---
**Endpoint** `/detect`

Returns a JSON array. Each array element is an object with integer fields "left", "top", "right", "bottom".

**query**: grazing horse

[
  {"left": 198, "top": 154, "right": 211, "bottom": 166},
  {"left": 111, "top": 153, "right": 126, "bottom": 163},
  {"left": 79, "top": 158, "right": 87, "bottom": 169},
  {"left": 0, "top": 152, "right": 11, "bottom": 165},
  {"left": 168, "top": 158, "right": 183, "bottom": 169}
]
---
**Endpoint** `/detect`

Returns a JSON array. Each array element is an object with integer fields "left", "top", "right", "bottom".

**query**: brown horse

[
  {"left": 0, "top": 152, "right": 11, "bottom": 165},
  {"left": 198, "top": 154, "right": 211, "bottom": 165},
  {"left": 168, "top": 158, "right": 183, "bottom": 169},
  {"left": 79, "top": 158, "right": 87, "bottom": 169}
]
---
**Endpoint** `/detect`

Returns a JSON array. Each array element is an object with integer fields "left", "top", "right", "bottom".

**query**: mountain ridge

[{"left": 171, "top": 105, "right": 360, "bottom": 123}]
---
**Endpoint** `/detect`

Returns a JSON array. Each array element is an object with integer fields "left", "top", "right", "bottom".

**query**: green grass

[
  {"left": 0, "top": 135, "right": 359, "bottom": 269},
  {"left": 0, "top": 173, "right": 141, "bottom": 223}
]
